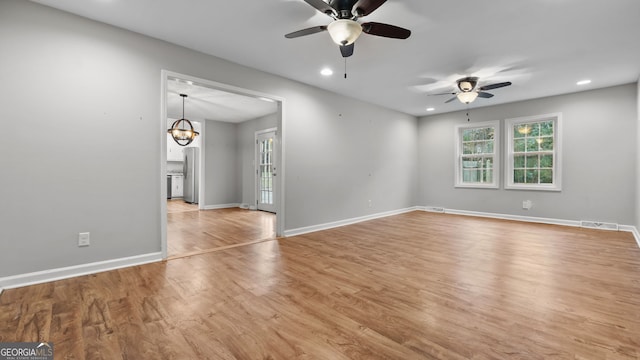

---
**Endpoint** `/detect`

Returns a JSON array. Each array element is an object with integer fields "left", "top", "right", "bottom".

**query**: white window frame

[
  {"left": 505, "top": 113, "right": 562, "bottom": 191},
  {"left": 454, "top": 120, "right": 500, "bottom": 189}
]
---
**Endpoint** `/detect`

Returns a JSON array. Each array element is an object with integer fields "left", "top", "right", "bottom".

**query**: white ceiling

[
  {"left": 31, "top": 0, "right": 640, "bottom": 116},
  {"left": 167, "top": 78, "right": 277, "bottom": 123}
]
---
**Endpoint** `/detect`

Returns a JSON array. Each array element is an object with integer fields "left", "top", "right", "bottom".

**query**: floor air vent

[
  {"left": 425, "top": 207, "right": 445, "bottom": 213},
  {"left": 580, "top": 221, "right": 619, "bottom": 231}
]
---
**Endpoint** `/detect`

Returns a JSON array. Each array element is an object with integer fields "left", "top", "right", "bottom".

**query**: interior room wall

[
  {"left": 237, "top": 113, "right": 278, "bottom": 207},
  {"left": 418, "top": 84, "right": 637, "bottom": 225},
  {"left": 203, "top": 120, "right": 240, "bottom": 206},
  {"left": 284, "top": 97, "right": 418, "bottom": 230},
  {"left": 636, "top": 79, "right": 640, "bottom": 230},
  {"left": 0, "top": 0, "right": 418, "bottom": 279}
]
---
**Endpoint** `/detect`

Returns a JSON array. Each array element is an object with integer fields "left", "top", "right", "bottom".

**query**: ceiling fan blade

[
  {"left": 303, "top": 0, "right": 337, "bottom": 17},
  {"left": 285, "top": 26, "right": 328, "bottom": 39},
  {"left": 445, "top": 96, "right": 458, "bottom": 103},
  {"left": 352, "top": 0, "right": 387, "bottom": 17},
  {"left": 479, "top": 81, "right": 512, "bottom": 91},
  {"left": 429, "top": 92, "right": 457, "bottom": 96},
  {"left": 362, "top": 22, "right": 411, "bottom": 39},
  {"left": 477, "top": 92, "right": 494, "bottom": 98},
  {"left": 340, "top": 43, "right": 354, "bottom": 58}
]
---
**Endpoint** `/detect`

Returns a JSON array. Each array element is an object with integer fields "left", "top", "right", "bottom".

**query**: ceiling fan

[
  {"left": 433, "top": 77, "right": 512, "bottom": 104},
  {"left": 284, "top": 0, "right": 411, "bottom": 58}
]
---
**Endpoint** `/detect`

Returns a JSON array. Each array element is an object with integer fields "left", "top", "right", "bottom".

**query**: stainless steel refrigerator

[{"left": 182, "top": 147, "right": 199, "bottom": 204}]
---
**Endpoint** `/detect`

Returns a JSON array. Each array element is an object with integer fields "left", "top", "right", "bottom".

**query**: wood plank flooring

[
  {"left": 166, "top": 199, "right": 199, "bottom": 214},
  {"left": 2, "top": 211, "right": 640, "bottom": 359},
  {"left": 167, "top": 202, "right": 275, "bottom": 258}
]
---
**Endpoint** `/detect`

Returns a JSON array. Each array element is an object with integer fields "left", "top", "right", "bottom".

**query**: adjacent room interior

[
  {"left": 1, "top": 0, "right": 639, "bottom": 358},
  {"left": 164, "top": 75, "right": 279, "bottom": 258}
]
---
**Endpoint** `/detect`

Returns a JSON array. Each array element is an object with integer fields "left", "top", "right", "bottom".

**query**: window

[
  {"left": 505, "top": 113, "right": 562, "bottom": 191},
  {"left": 454, "top": 120, "right": 500, "bottom": 188}
]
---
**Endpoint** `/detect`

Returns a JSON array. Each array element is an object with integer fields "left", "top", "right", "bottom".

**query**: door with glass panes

[{"left": 256, "top": 130, "right": 276, "bottom": 213}]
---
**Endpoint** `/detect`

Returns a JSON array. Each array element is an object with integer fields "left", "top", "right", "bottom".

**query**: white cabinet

[
  {"left": 172, "top": 175, "right": 183, "bottom": 198},
  {"left": 167, "top": 134, "right": 184, "bottom": 162}
]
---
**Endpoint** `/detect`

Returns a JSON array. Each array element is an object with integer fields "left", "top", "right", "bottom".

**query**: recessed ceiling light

[
  {"left": 320, "top": 68, "right": 333, "bottom": 76},
  {"left": 426, "top": 107, "right": 435, "bottom": 112},
  {"left": 576, "top": 79, "right": 591, "bottom": 86}
]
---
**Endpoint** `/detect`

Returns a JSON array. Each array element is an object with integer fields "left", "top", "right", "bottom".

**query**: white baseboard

[
  {"left": 283, "top": 207, "right": 419, "bottom": 237},
  {"left": 0, "top": 252, "right": 163, "bottom": 291},
  {"left": 423, "top": 206, "right": 640, "bottom": 249},
  {"left": 444, "top": 208, "right": 581, "bottom": 227},
  {"left": 202, "top": 203, "right": 241, "bottom": 210},
  {"left": 620, "top": 225, "right": 640, "bottom": 248}
]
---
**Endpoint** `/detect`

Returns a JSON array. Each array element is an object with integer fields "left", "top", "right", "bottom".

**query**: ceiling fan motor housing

[{"left": 458, "top": 77, "right": 479, "bottom": 92}]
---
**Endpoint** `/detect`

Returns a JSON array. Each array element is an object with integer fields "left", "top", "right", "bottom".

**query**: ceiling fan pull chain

[{"left": 344, "top": 58, "right": 347, "bottom": 79}]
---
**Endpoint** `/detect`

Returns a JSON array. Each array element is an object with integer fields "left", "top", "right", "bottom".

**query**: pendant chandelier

[{"left": 168, "top": 93, "right": 199, "bottom": 146}]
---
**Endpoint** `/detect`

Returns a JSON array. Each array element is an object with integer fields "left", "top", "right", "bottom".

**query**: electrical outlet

[
  {"left": 78, "top": 232, "right": 90, "bottom": 247},
  {"left": 368, "top": 199, "right": 372, "bottom": 208},
  {"left": 522, "top": 200, "right": 532, "bottom": 210}
]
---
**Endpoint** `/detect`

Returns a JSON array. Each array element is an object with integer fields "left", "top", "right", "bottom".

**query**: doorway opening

[{"left": 160, "top": 70, "right": 285, "bottom": 259}]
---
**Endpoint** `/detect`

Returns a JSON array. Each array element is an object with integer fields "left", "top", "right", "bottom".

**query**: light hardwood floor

[
  {"left": 167, "top": 200, "right": 276, "bottom": 258},
  {"left": 1, "top": 212, "right": 640, "bottom": 359},
  {"left": 166, "top": 199, "right": 199, "bottom": 214}
]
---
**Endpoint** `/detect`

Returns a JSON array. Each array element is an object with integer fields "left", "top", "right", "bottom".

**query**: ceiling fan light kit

[
  {"left": 168, "top": 93, "right": 199, "bottom": 146},
  {"left": 327, "top": 19, "right": 362, "bottom": 45},
  {"left": 457, "top": 91, "right": 479, "bottom": 104}
]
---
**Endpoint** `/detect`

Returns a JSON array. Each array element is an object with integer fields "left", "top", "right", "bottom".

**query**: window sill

[
  {"left": 455, "top": 184, "right": 500, "bottom": 189},
  {"left": 504, "top": 184, "right": 561, "bottom": 192}
]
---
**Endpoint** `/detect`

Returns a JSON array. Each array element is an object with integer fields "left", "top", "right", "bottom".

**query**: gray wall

[
  {"left": 203, "top": 114, "right": 278, "bottom": 208},
  {"left": 285, "top": 101, "right": 418, "bottom": 228},
  {"left": 203, "top": 120, "right": 240, "bottom": 206},
  {"left": 418, "top": 84, "right": 637, "bottom": 225},
  {"left": 0, "top": 0, "right": 418, "bottom": 277},
  {"left": 237, "top": 114, "right": 278, "bottom": 207},
  {"left": 637, "top": 79, "right": 640, "bottom": 229}
]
